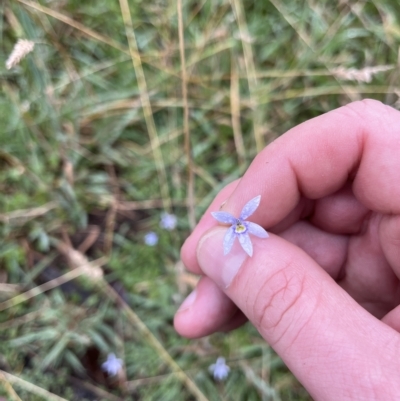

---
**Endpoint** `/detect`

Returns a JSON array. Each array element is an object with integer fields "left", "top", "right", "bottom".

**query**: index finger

[{"left": 182, "top": 99, "right": 400, "bottom": 274}]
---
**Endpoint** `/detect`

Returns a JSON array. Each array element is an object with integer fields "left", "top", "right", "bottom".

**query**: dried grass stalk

[
  {"left": 332, "top": 65, "right": 393, "bottom": 83},
  {"left": 5, "top": 39, "right": 35, "bottom": 70}
]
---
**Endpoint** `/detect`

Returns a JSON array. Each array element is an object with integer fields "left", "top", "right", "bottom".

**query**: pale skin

[{"left": 174, "top": 100, "right": 400, "bottom": 401}]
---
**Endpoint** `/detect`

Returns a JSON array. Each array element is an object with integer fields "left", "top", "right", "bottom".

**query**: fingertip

[
  {"left": 181, "top": 234, "right": 202, "bottom": 274},
  {"left": 174, "top": 276, "right": 238, "bottom": 338}
]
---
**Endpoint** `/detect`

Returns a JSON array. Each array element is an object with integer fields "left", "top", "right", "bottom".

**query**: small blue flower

[
  {"left": 209, "top": 357, "right": 230, "bottom": 381},
  {"left": 144, "top": 231, "right": 158, "bottom": 246},
  {"left": 160, "top": 212, "right": 177, "bottom": 231},
  {"left": 211, "top": 195, "right": 268, "bottom": 257},
  {"left": 101, "top": 353, "right": 123, "bottom": 376}
]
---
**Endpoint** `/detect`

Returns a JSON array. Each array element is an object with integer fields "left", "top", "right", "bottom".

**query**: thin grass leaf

[
  {"left": 41, "top": 335, "right": 70, "bottom": 370},
  {"left": 64, "top": 350, "right": 86, "bottom": 374},
  {"left": 10, "top": 329, "right": 59, "bottom": 347}
]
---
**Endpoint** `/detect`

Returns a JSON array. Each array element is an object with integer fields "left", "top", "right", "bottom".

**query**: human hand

[{"left": 174, "top": 100, "right": 400, "bottom": 400}]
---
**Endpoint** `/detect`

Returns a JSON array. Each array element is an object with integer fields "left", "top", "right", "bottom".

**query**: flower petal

[
  {"left": 211, "top": 211, "right": 236, "bottom": 224},
  {"left": 239, "top": 195, "right": 261, "bottom": 220},
  {"left": 238, "top": 233, "right": 253, "bottom": 257},
  {"left": 223, "top": 226, "right": 236, "bottom": 255},
  {"left": 247, "top": 222, "right": 269, "bottom": 238}
]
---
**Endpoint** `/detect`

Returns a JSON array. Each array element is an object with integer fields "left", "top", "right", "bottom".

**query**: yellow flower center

[{"left": 235, "top": 223, "right": 246, "bottom": 233}]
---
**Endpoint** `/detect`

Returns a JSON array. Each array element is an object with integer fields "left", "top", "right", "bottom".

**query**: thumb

[{"left": 197, "top": 227, "right": 400, "bottom": 401}]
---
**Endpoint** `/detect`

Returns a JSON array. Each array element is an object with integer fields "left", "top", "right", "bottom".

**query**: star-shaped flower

[
  {"left": 211, "top": 195, "right": 268, "bottom": 257},
  {"left": 101, "top": 353, "right": 123, "bottom": 377},
  {"left": 209, "top": 357, "right": 230, "bottom": 381}
]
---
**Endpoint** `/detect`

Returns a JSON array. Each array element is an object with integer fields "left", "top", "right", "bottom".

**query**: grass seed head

[{"left": 6, "top": 39, "right": 35, "bottom": 70}]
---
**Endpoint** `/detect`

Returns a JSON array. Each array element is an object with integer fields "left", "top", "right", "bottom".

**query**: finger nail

[
  {"left": 197, "top": 228, "right": 248, "bottom": 288},
  {"left": 176, "top": 289, "right": 197, "bottom": 313}
]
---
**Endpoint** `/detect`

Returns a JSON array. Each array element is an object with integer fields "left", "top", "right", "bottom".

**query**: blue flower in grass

[
  {"left": 160, "top": 212, "right": 177, "bottom": 231},
  {"left": 101, "top": 353, "right": 123, "bottom": 376},
  {"left": 209, "top": 357, "right": 230, "bottom": 381},
  {"left": 144, "top": 231, "right": 158, "bottom": 246},
  {"left": 211, "top": 195, "right": 268, "bottom": 257}
]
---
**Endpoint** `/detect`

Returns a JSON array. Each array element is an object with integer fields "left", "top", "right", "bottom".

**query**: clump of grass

[{"left": 1, "top": 0, "right": 400, "bottom": 399}]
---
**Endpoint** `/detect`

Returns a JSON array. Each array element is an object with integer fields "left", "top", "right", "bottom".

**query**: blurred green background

[{"left": 1, "top": 0, "right": 400, "bottom": 399}]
